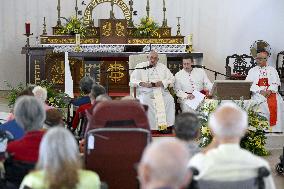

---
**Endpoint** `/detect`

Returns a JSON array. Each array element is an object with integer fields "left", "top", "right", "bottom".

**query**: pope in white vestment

[
  {"left": 130, "top": 51, "right": 175, "bottom": 130},
  {"left": 175, "top": 57, "right": 212, "bottom": 112},
  {"left": 246, "top": 51, "right": 284, "bottom": 132}
]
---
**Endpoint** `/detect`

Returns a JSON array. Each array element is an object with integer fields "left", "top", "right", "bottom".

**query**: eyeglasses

[{"left": 255, "top": 57, "right": 268, "bottom": 61}]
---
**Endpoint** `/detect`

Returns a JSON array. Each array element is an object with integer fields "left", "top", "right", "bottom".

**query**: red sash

[{"left": 257, "top": 78, "right": 277, "bottom": 126}]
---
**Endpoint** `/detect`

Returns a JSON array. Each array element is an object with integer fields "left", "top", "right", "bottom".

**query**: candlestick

[
  {"left": 146, "top": 0, "right": 150, "bottom": 18},
  {"left": 162, "top": 0, "right": 168, "bottom": 27},
  {"left": 176, "top": 17, "right": 181, "bottom": 36},
  {"left": 42, "top": 17, "right": 47, "bottom": 35}
]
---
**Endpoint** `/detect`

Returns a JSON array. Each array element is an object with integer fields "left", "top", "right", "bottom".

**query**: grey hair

[
  {"left": 14, "top": 96, "right": 46, "bottom": 131},
  {"left": 96, "top": 94, "right": 112, "bottom": 101},
  {"left": 37, "top": 127, "right": 81, "bottom": 170},
  {"left": 209, "top": 102, "right": 248, "bottom": 138},
  {"left": 80, "top": 76, "right": 95, "bottom": 94},
  {"left": 32, "top": 86, "right": 48, "bottom": 102},
  {"left": 90, "top": 84, "right": 106, "bottom": 100},
  {"left": 140, "top": 138, "right": 190, "bottom": 187},
  {"left": 175, "top": 112, "right": 200, "bottom": 141}
]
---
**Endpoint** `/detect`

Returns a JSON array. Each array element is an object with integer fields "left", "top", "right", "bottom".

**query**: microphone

[
  {"left": 136, "top": 65, "right": 154, "bottom": 70},
  {"left": 191, "top": 65, "right": 205, "bottom": 68}
]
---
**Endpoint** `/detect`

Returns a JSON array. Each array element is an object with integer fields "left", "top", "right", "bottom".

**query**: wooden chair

[
  {"left": 276, "top": 51, "right": 284, "bottom": 96},
  {"left": 225, "top": 54, "right": 256, "bottom": 80}
]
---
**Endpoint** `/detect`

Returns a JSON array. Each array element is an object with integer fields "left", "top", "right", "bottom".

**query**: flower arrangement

[
  {"left": 198, "top": 99, "right": 269, "bottom": 156},
  {"left": 59, "top": 17, "right": 87, "bottom": 37},
  {"left": 134, "top": 16, "right": 160, "bottom": 38},
  {"left": 5, "top": 80, "right": 70, "bottom": 108}
]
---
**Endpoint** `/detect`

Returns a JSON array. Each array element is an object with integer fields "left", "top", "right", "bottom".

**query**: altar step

[{"left": 265, "top": 133, "right": 284, "bottom": 149}]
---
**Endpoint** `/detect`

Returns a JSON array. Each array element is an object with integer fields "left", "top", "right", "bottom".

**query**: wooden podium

[{"left": 210, "top": 80, "right": 253, "bottom": 100}]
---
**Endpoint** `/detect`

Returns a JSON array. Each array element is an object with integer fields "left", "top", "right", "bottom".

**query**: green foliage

[
  {"left": 197, "top": 99, "right": 269, "bottom": 156},
  {"left": 134, "top": 16, "right": 160, "bottom": 37},
  {"left": 5, "top": 80, "right": 70, "bottom": 108},
  {"left": 59, "top": 17, "right": 87, "bottom": 37}
]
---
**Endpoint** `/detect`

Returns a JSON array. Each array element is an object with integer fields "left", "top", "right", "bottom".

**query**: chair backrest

[
  {"left": 276, "top": 51, "right": 284, "bottom": 81},
  {"left": 85, "top": 128, "right": 151, "bottom": 189},
  {"left": 129, "top": 54, "right": 167, "bottom": 97},
  {"left": 225, "top": 54, "right": 256, "bottom": 80},
  {"left": 188, "top": 166, "right": 270, "bottom": 189},
  {"left": 86, "top": 100, "right": 150, "bottom": 133}
]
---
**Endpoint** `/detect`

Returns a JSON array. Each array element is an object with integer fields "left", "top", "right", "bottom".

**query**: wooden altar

[{"left": 21, "top": 47, "right": 203, "bottom": 94}]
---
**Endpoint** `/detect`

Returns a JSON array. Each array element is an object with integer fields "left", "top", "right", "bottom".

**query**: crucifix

[{"left": 110, "top": 0, "right": 115, "bottom": 19}]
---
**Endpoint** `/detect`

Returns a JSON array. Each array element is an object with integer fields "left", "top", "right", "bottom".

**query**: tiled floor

[{"left": 0, "top": 93, "right": 284, "bottom": 188}]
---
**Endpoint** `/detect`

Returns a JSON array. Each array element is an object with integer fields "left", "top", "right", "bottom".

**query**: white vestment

[
  {"left": 188, "top": 144, "right": 275, "bottom": 189},
  {"left": 130, "top": 61, "right": 175, "bottom": 130},
  {"left": 175, "top": 68, "right": 212, "bottom": 112},
  {"left": 246, "top": 66, "right": 284, "bottom": 132}
]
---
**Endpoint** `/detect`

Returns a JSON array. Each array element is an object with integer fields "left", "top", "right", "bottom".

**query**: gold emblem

[
  {"left": 102, "top": 22, "right": 112, "bottom": 36},
  {"left": 115, "top": 22, "right": 125, "bottom": 37},
  {"left": 107, "top": 62, "right": 125, "bottom": 83}
]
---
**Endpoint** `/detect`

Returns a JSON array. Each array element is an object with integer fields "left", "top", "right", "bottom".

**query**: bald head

[
  {"left": 209, "top": 103, "right": 248, "bottom": 139},
  {"left": 138, "top": 138, "right": 190, "bottom": 189},
  {"left": 147, "top": 50, "right": 159, "bottom": 66}
]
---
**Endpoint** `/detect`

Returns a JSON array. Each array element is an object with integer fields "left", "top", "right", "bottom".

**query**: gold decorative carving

[
  {"left": 128, "top": 38, "right": 184, "bottom": 44},
  {"left": 115, "top": 22, "right": 125, "bottom": 37},
  {"left": 107, "top": 62, "right": 125, "bottom": 83},
  {"left": 84, "top": 0, "right": 131, "bottom": 26},
  {"left": 41, "top": 37, "right": 99, "bottom": 44},
  {"left": 34, "top": 60, "right": 41, "bottom": 84},
  {"left": 102, "top": 22, "right": 112, "bottom": 37}
]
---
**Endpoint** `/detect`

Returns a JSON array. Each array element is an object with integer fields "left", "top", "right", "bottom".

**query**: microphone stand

[{"left": 202, "top": 66, "right": 227, "bottom": 80}]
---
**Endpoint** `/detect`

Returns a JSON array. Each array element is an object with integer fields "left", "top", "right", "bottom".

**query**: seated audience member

[
  {"left": 174, "top": 112, "right": 200, "bottom": 157},
  {"left": 4, "top": 96, "right": 46, "bottom": 188},
  {"left": 246, "top": 49, "right": 284, "bottom": 132},
  {"left": 0, "top": 87, "right": 35, "bottom": 141},
  {"left": 43, "top": 109, "right": 64, "bottom": 129},
  {"left": 20, "top": 127, "right": 100, "bottom": 189},
  {"left": 130, "top": 50, "right": 175, "bottom": 131},
  {"left": 138, "top": 138, "right": 191, "bottom": 189},
  {"left": 72, "top": 76, "right": 95, "bottom": 106},
  {"left": 32, "top": 86, "right": 53, "bottom": 110},
  {"left": 95, "top": 94, "right": 112, "bottom": 102},
  {"left": 72, "top": 84, "right": 106, "bottom": 131},
  {"left": 6, "top": 87, "right": 34, "bottom": 122},
  {"left": 175, "top": 56, "right": 212, "bottom": 113},
  {"left": 188, "top": 103, "right": 275, "bottom": 189}
]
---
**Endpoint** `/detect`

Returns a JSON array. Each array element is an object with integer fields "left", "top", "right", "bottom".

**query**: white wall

[{"left": 1, "top": 0, "right": 284, "bottom": 89}]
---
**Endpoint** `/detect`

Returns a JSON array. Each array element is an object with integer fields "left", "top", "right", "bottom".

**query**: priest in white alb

[
  {"left": 175, "top": 56, "right": 212, "bottom": 112},
  {"left": 130, "top": 50, "right": 175, "bottom": 131},
  {"left": 246, "top": 50, "right": 284, "bottom": 132}
]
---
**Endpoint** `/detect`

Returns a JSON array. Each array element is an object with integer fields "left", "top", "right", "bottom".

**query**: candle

[{"left": 25, "top": 22, "right": 30, "bottom": 35}]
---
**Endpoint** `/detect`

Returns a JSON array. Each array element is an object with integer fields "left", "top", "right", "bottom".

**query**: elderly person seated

[
  {"left": 72, "top": 76, "right": 95, "bottom": 106},
  {"left": 138, "top": 138, "right": 191, "bottom": 189},
  {"left": 72, "top": 84, "right": 106, "bottom": 131},
  {"left": 20, "top": 127, "right": 100, "bottom": 189},
  {"left": 4, "top": 96, "right": 46, "bottom": 188},
  {"left": 174, "top": 112, "right": 200, "bottom": 157},
  {"left": 32, "top": 86, "right": 53, "bottom": 110},
  {"left": 188, "top": 103, "right": 276, "bottom": 189}
]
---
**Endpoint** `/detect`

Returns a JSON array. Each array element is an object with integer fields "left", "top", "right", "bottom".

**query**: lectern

[{"left": 210, "top": 80, "right": 253, "bottom": 100}]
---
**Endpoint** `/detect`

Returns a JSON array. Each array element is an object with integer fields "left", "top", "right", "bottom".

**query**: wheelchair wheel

[{"left": 275, "top": 163, "right": 284, "bottom": 174}]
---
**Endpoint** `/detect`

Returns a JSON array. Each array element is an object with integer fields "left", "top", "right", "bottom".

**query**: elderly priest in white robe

[
  {"left": 246, "top": 50, "right": 284, "bottom": 132},
  {"left": 130, "top": 50, "right": 175, "bottom": 131},
  {"left": 175, "top": 56, "right": 212, "bottom": 112}
]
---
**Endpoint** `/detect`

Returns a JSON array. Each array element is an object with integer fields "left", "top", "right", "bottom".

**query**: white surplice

[
  {"left": 130, "top": 61, "right": 175, "bottom": 130},
  {"left": 175, "top": 68, "right": 212, "bottom": 112},
  {"left": 246, "top": 66, "right": 284, "bottom": 132}
]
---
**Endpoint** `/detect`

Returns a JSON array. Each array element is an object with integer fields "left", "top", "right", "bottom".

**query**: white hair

[
  {"left": 209, "top": 102, "right": 248, "bottom": 138},
  {"left": 32, "top": 86, "right": 48, "bottom": 102},
  {"left": 14, "top": 96, "right": 46, "bottom": 131},
  {"left": 140, "top": 138, "right": 190, "bottom": 187},
  {"left": 37, "top": 127, "right": 80, "bottom": 170}
]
